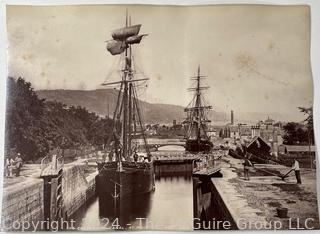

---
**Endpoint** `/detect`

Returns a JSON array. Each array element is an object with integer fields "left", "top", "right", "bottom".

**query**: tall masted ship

[
  {"left": 96, "top": 14, "right": 155, "bottom": 214},
  {"left": 184, "top": 66, "right": 213, "bottom": 153}
]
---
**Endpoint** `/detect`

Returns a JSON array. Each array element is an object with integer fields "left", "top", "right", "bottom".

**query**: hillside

[{"left": 36, "top": 89, "right": 228, "bottom": 124}]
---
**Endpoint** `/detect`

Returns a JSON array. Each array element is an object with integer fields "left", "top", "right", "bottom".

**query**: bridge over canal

[{"left": 134, "top": 138, "right": 186, "bottom": 151}]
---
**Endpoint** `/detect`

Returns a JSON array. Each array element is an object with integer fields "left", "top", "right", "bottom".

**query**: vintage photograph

[{"left": 1, "top": 3, "right": 319, "bottom": 231}]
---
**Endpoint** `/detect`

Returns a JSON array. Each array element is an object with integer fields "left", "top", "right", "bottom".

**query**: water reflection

[
  {"left": 157, "top": 145, "right": 185, "bottom": 151},
  {"left": 70, "top": 163, "right": 193, "bottom": 231},
  {"left": 155, "top": 163, "right": 193, "bottom": 179},
  {"left": 98, "top": 192, "right": 153, "bottom": 229}
]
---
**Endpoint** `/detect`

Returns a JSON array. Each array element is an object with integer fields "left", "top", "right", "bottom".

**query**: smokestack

[{"left": 231, "top": 110, "right": 234, "bottom": 125}]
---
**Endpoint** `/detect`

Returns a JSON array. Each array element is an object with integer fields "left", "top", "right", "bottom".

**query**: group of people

[
  {"left": 243, "top": 156, "right": 302, "bottom": 184},
  {"left": 5, "top": 153, "right": 23, "bottom": 178},
  {"left": 132, "top": 151, "right": 150, "bottom": 163},
  {"left": 101, "top": 149, "right": 149, "bottom": 163},
  {"left": 238, "top": 142, "right": 302, "bottom": 184}
]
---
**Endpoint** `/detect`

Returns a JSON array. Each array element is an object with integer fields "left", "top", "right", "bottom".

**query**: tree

[
  {"left": 68, "top": 106, "right": 114, "bottom": 148},
  {"left": 90, "top": 117, "right": 114, "bottom": 149},
  {"left": 298, "top": 107, "right": 314, "bottom": 144},
  {"left": 5, "top": 77, "right": 116, "bottom": 162},
  {"left": 42, "top": 101, "right": 88, "bottom": 149},
  {"left": 5, "top": 77, "right": 46, "bottom": 161},
  {"left": 283, "top": 122, "right": 308, "bottom": 145}
]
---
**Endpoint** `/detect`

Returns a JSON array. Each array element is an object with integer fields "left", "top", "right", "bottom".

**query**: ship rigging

[
  {"left": 96, "top": 13, "right": 155, "bottom": 216},
  {"left": 184, "top": 66, "right": 213, "bottom": 153}
]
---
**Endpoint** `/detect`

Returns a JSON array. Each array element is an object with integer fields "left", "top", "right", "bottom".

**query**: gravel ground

[{"left": 227, "top": 156, "right": 319, "bottom": 230}]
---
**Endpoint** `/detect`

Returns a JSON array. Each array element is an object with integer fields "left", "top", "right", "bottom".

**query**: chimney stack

[{"left": 231, "top": 110, "right": 234, "bottom": 125}]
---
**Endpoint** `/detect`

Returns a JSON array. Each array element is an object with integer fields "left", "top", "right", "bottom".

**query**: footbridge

[
  {"left": 133, "top": 138, "right": 186, "bottom": 151},
  {"left": 148, "top": 142, "right": 186, "bottom": 151}
]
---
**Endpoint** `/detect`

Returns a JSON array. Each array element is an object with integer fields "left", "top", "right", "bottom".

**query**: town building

[{"left": 278, "top": 145, "right": 316, "bottom": 156}]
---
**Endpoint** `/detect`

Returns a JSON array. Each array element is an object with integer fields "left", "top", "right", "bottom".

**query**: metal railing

[
  {"left": 193, "top": 155, "right": 216, "bottom": 172},
  {"left": 40, "top": 156, "right": 51, "bottom": 175},
  {"left": 57, "top": 156, "right": 64, "bottom": 170},
  {"left": 193, "top": 150, "right": 226, "bottom": 173},
  {"left": 40, "top": 155, "right": 64, "bottom": 177}
]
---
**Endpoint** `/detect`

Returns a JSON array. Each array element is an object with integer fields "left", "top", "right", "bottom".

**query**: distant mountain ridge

[{"left": 36, "top": 89, "right": 229, "bottom": 124}]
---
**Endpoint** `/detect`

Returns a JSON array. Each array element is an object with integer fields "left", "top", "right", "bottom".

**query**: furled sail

[
  {"left": 126, "top": 35, "right": 144, "bottom": 45},
  {"left": 107, "top": 24, "right": 145, "bottom": 56},
  {"left": 111, "top": 24, "right": 141, "bottom": 40},
  {"left": 106, "top": 40, "right": 128, "bottom": 55}
]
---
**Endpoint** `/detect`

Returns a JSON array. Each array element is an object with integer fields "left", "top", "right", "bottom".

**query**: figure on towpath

[
  {"left": 281, "top": 159, "right": 302, "bottom": 184},
  {"left": 243, "top": 155, "right": 253, "bottom": 181}
]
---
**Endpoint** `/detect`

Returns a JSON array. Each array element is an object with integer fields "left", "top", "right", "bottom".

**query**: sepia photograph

[{"left": 0, "top": 1, "right": 319, "bottom": 231}]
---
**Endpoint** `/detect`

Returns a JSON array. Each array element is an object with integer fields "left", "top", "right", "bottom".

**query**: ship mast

[
  {"left": 122, "top": 12, "right": 129, "bottom": 159},
  {"left": 195, "top": 66, "right": 201, "bottom": 139},
  {"left": 185, "top": 65, "right": 212, "bottom": 140},
  {"left": 103, "top": 12, "right": 151, "bottom": 166}
]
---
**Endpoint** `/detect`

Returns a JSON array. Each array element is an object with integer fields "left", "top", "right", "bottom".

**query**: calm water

[
  {"left": 69, "top": 149, "right": 193, "bottom": 231},
  {"left": 157, "top": 145, "right": 185, "bottom": 151}
]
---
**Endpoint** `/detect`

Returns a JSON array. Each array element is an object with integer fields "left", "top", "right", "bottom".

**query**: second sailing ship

[{"left": 185, "top": 66, "right": 213, "bottom": 153}]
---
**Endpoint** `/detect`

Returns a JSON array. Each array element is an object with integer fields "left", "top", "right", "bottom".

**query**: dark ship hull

[
  {"left": 96, "top": 161, "right": 155, "bottom": 199},
  {"left": 96, "top": 161, "right": 154, "bottom": 227},
  {"left": 185, "top": 139, "right": 213, "bottom": 153}
]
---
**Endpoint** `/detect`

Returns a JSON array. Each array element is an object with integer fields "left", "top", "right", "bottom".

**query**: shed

[
  {"left": 247, "top": 136, "right": 271, "bottom": 158},
  {"left": 278, "top": 145, "right": 316, "bottom": 155}
]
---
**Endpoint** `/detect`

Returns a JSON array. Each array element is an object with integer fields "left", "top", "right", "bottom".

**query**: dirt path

[{"left": 226, "top": 155, "right": 319, "bottom": 229}]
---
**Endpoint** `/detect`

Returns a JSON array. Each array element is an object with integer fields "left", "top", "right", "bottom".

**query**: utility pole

[
  {"left": 107, "top": 102, "right": 110, "bottom": 119},
  {"left": 308, "top": 128, "right": 312, "bottom": 170}
]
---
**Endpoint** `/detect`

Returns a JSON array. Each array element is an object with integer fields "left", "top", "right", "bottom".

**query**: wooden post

[
  {"left": 193, "top": 177, "right": 201, "bottom": 222},
  {"left": 43, "top": 177, "right": 52, "bottom": 230}
]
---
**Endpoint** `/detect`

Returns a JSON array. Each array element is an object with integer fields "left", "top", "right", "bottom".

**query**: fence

[{"left": 193, "top": 150, "right": 225, "bottom": 173}]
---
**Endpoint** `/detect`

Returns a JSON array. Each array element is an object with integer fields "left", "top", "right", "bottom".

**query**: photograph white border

[{"left": 0, "top": 1, "right": 319, "bottom": 233}]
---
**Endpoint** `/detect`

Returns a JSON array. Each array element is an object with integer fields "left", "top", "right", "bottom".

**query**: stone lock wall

[
  {"left": 1, "top": 180, "right": 44, "bottom": 231},
  {"left": 1, "top": 163, "right": 97, "bottom": 231},
  {"left": 62, "top": 164, "right": 95, "bottom": 218},
  {"left": 192, "top": 176, "right": 238, "bottom": 230}
]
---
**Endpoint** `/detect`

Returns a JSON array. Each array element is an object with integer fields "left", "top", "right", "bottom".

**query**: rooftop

[{"left": 280, "top": 145, "right": 316, "bottom": 152}]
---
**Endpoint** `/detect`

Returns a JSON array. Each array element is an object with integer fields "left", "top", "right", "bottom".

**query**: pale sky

[{"left": 6, "top": 4, "right": 313, "bottom": 121}]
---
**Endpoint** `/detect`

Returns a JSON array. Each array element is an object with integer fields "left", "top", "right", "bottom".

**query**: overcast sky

[{"left": 6, "top": 4, "right": 313, "bottom": 121}]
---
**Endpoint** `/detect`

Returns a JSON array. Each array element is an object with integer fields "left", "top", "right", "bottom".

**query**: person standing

[
  {"left": 243, "top": 156, "right": 252, "bottom": 181},
  {"left": 14, "top": 153, "right": 23, "bottom": 176},
  {"left": 107, "top": 150, "right": 114, "bottom": 162},
  {"left": 5, "top": 157, "right": 10, "bottom": 178},
  {"left": 101, "top": 152, "right": 106, "bottom": 162},
  {"left": 133, "top": 151, "right": 139, "bottom": 162},
  {"left": 5, "top": 156, "right": 15, "bottom": 178},
  {"left": 292, "top": 159, "right": 301, "bottom": 184}
]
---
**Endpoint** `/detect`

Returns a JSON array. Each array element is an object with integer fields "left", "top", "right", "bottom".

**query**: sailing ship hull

[
  {"left": 96, "top": 161, "right": 154, "bottom": 226},
  {"left": 185, "top": 139, "right": 213, "bottom": 153},
  {"left": 96, "top": 161, "right": 155, "bottom": 199}
]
